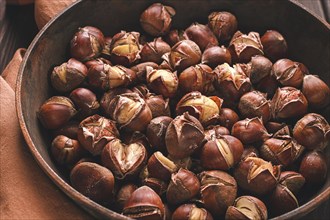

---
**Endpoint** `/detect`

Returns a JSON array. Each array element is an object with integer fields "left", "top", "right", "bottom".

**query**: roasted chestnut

[
  {"left": 225, "top": 196, "right": 267, "bottom": 220},
  {"left": 70, "top": 26, "right": 105, "bottom": 61},
  {"left": 279, "top": 171, "right": 305, "bottom": 195},
  {"left": 146, "top": 116, "right": 173, "bottom": 153},
  {"left": 293, "top": 113, "right": 330, "bottom": 150},
  {"left": 202, "top": 46, "right": 232, "bottom": 68},
  {"left": 164, "top": 29, "right": 185, "bottom": 46},
  {"left": 269, "top": 184, "right": 299, "bottom": 216},
  {"left": 146, "top": 67, "right": 178, "bottom": 98},
  {"left": 302, "top": 75, "right": 330, "bottom": 109},
  {"left": 140, "top": 3, "right": 175, "bottom": 36},
  {"left": 172, "top": 203, "right": 213, "bottom": 220},
  {"left": 208, "top": 11, "right": 238, "bottom": 42},
  {"left": 204, "top": 125, "right": 230, "bottom": 140},
  {"left": 131, "top": 62, "right": 159, "bottom": 82},
  {"left": 147, "top": 151, "right": 178, "bottom": 182},
  {"left": 261, "top": 30, "right": 288, "bottom": 62},
  {"left": 248, "top": 55, "right": 272, "bottom": 84},
  {"left": 69, "top": 87, "right": 99, "bottom": 119},
  {"left": 38, "top": 96, "right": 77, "bottom": 130},
  {"left": 184, "top": 22, "right": 218, "bottom": 51},
  {"left": 140, "top": 37, "right": 171, "bottom": 64},
  {"left": 299, "top": 151, "right": 327, "bottom": 186},
  {"left": 165, "top": 112, "right": 205, "bottom": 159},
  {"left": 218, "top": 108, "right": 239, "bottom": 130},
  {"left": 116, "top": 183, "right": 138, "bottom": 211},
  {"left": 233, "top": 156, "right": 280, "bottom": 195}
]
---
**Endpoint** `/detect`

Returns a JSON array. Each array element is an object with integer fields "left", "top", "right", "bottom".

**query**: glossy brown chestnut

[
  {"left": 70, "top": 162, "right": 115, "bottom": 203},
  {"left": 165, "top": 112, "right": 205, "bottom": 159},
  {"left": 77, "top": 114, "right": 119, "bottom": 155},
  {"left": 271, "top": 86, "right": 308, "bottom": 120},
  {"left": 140, "top": 37, "right": 171, "bottom": 64},
  {"left": 279, "top": 171, "right": 305, "bottom": 195},
  {"left": 269, "top": 184, "right": 299, "bottom": 216},
  {"left": 164, "top": 29, "right": 185, "bottom": 46},
  {"left": 37, "top": 96, "right": 77, "bottom": 130},
  {"left": 167, "top": 168, "right": 200, "bottom": 205},
  {"left": 70, "top": 26, "right": 105, "bottom": 61},
  {"left": 168, "top": 156, "right": 192, "bottom": 170},
  {"left": 241, "top": 146, "right": 259, "bottom": 160},
  {"left": 214, "top": 63, "right": 252, "bottom": 108},
  {"left": 208, "top": 11, "right": 238, "bottom": 42},
  {"left": 116, "top": 183, "right": 138, "bottom": 211},
  {"left": 146, "top": 116, "right": 173, "bottom": 153},
  {"left": 299, "top": 151, "right": 327, "bottom": 186},
  {"left": 293, "top": 113, "right": 330, "bottom": 150},
  {"left": 147, "top": 151, "right": 178, "bottom": 182},
  {"left": 123, "top": 186, "right": 165, "bottom": 220},
  {"left": 84, "top": 57, "right": 111, "bottom": 69},
  {"left": 142, "top": 177, "right": 168, "bottom": 196},
  {"left": 176, "top": 91, "right": 222, "bottom": 126},
  {"left": 140, "top": 3, "right": 175, "bottom": 36},
  {"left": 106, "top": 92, "right": 152, "bottom": 131},
  {"left": 228, "top": 31, "right": 264, "bottom": 63},
  {"left": 272, "top": 59, "right": 307, "bottom": 88},
  {"left": 218, "top": 108, "right": 239, "bottom": 130},
  {"left": 265, "top": 121, "right": 286, "bottom": 134},
  {"left": 51, "top": 120, "right": 80, "bottom": 140},
  {"left": 302, "top": 75, "right": 330, "bottom": 109},
  {"left": 169, "top": 40, "right": 202, "bottom": 71},
  {"left": 261, "top": 30, "right": 288, "bottom": 62},
  {"left": 179, "top": 64, "right": 215, "bottom": 95},
  {"left": 254, "top": 74, "right": 279, "bottom": 98},
  {"left": 51, "top": 58, "right": 88, "bottom": 93},
  {"left": 225, "top": 196, "right": 268, "bottom": 220},
  {"left": 184, "top": 22, "right": 218, "bottom": 51},
  {"left": 200, "top": 135, "right": 243, "bottom": 170},
  {"left": 51, "top": 135, "right": 86, "bottom": 166},
  {"left": 202, "top": 46, "right": 232, "bottom": 68},
  {"left": 131, "top": 62, "right": 159, "bottom": 82},
  {"left": 231, "top": 117, "right": 271, "bottom": 144},
  {"left": 199, "top": 170, "right": 237, "bottom": 217},
  {"left": 248, "top": 55, "right": 272, "bottom": 84},
  {"left": 143, "top": 94, "right": 171, "bottom": 118},
  {"left": 69, "top": 87, "right": 99, "bottom": 119},
  {"left": 238, "top": 91, "right": 271, "bottom": 123},
  {"left": 172, "top": 203, "right": 214, "bottom": 220},
  {"left": 233, "top": 156, "right": 280, "bottom": 195},
  {"left": 101, "top": 138, "right": 147, "bottom": 180},
  {"left": 146, "top": 67, "right": 178, "bottom": 98},
  {"left": 109, "top": 31, "right": 141, "bottom": 66}
]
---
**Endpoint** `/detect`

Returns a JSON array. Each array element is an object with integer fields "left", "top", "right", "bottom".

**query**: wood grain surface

[{"left": 0, "top": 0, "right": 329, "bottom": 219}]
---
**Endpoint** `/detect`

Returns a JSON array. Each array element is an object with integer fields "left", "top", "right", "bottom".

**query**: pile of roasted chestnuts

[{"left": 37, "top": 2, "right": 330, "bottom": 219}]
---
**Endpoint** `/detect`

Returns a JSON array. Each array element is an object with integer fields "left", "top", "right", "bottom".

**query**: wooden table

[{"left": 0, "top": 0, "right": 329, "bottom": 219}]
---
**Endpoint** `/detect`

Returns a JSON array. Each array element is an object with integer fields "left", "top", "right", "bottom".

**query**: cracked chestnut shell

[
  {"left": 141, "top": 37, "right": 171, "bottom": 64},
  {"left": 140, "top": 3, "right": 175, "bottom": 36},
  {"left": 269, "top": 184, "right": 299, "bottom": 216},
  {"left": 238, "top": 91, "right": 271, "bottom": 124},
  {"left": 166, "top": 112, "right": 205, "bottom": 159},
  {"left": 100, "top": 87, "right": 132, "bottom": 117},
  {"left": 87, "top": 63, "right": 137, "bottom": 90},
  {"left": 279, "top": 171, "right": 305, "bottom": 195},
  {"left": 140, "top": 3, "right": 175, "bottom": 37},
  {"left": 131, "top": 62, "right": 159, "bottom": 82},
  {"left": 208, "top": 11, "right": 238, "bottom": 42},
  {"left": 228, "top": 31, "right": 264, "bottom": 63},
  {"left": 179, "top": 64, "right": 216, "bottom": 95},
  {"left": 184, "top": 22, "right": 218, "bottom": 51},
  {"left": 51, "top": 135, "right": 86, "bottom": 166},
  {"left": 204, "top": 125, "right": 230, "bottom": 140},
  {"left": 260, "top": 126, "right": 304, "bottom": 167},
  {"left": 123, "top": 186, "right": 165, "bottom": 220},
  {"left": 176, "top": 91, "right": 222, "bottom": 126},
  {"left": 147, "top": 151, "right": 178, "bottom": 182},
  {"left": 164, "top": 29, "right": 185, "bottom": 46},
  {"left": 169, "top": 40, "right": 202, "bottom": 71},
  {"left": 201, "top": 135, "right": 243, "bottom": 170},
  {"left": 272, "top": 59, "right": 307, "bottom": 88},
  {"left": 146, "top": 67, "right": 178, "bottom": 98},
  {"left": 110, "top": 31, "right": 141, "bottom": 66},
  {"left": 70, "top": 26, "right": 105, "bottom": 61},
  {"left": 299, "top": 151, "right": 327, "bottom": 186},
  {"left": 261, "top": 30, "right": 288, "bottom": 62},
  {"left": 271, "top": 86, "right": 308, "bottom": 120},
  {"left": 84, "top": 57, "right": 111, "bottom": 69},
  {"left": 214, "top": 63, "right": 252, "bottom": 108},
  {"left": 302, "top": 75, "right": 330, "bottom": 109},
  {"left": 167, "top": 168, "right": 200, "bottom": 205},
  {"left": 38, "top": 96, "right": 77, "bottom": 130},
  {"left": 172, "top": 204, "right": 214, "bottom": 220},
  {"left": 233, "top": 156, "right": 280, "bottom": 195},
  {"left": 101, "top": 138, "right": 147, "bottom": 180},
  {"left": 107, "top": 92, "right": 152, "bottom": 131},
  {"left": 293, "top": 113, "right": 330, "bottom": 150},
  {"left": 218, "top": 108, "right": 239, "bottom": 130},
  {"left": 70, "top": 162, "right": 115, "bottom": 203},
  {"left": 146, "top": 116, "right": 173, "bottom": 153},
  {"left": 225, "top": 196, "right": 267, "bottom": 220},
  {"left": 248, "top": 55, "right": 272, "bottom": 84},
  {"left": 51, "top": 58, "right": 88, "bottom": 93},
  {"left": 202, "top": 45, "right": 232, "bottom": 68},
  {"left": 199, "top": 170, "right": 237, "bottom": 217},
  {"left": 231, "top": 117, "right": 271, "bottom": 144},
  {"left": 77, "top": 114, "right": 119, "bottom": 155}
]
